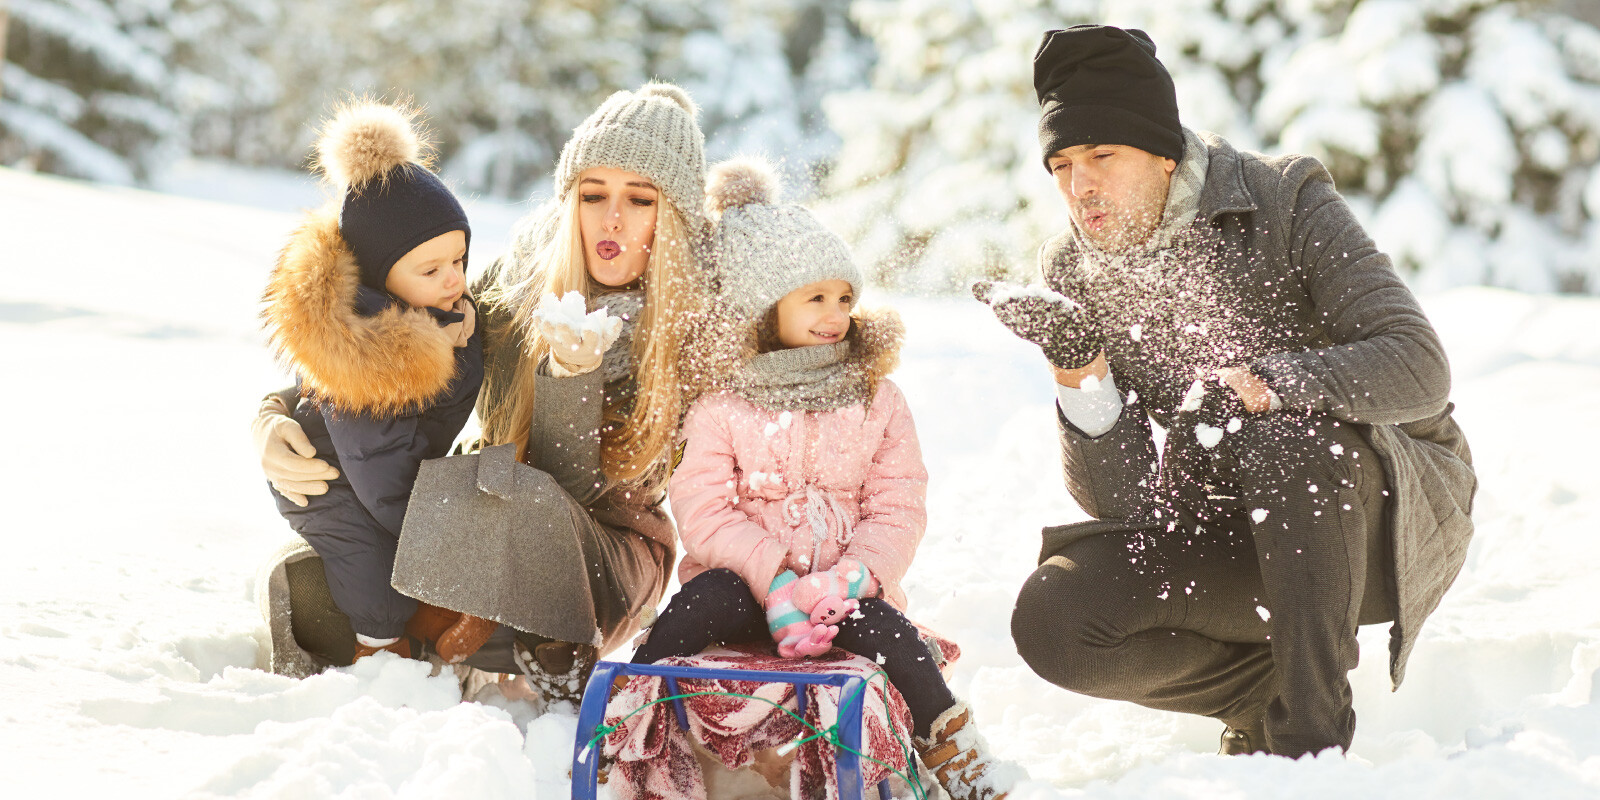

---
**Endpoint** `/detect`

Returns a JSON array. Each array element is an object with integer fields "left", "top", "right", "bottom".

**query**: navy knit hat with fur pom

[
  {"left": 316, "top": 102, "right": 471, "bottom": 292},
  {"left": 1034, "top": 25, "right": 1184, "bottom": 169}
]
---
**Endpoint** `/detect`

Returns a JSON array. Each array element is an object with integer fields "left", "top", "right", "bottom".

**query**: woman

[{"left": 252, "top": 83, "right": 711, "bottom": 699}]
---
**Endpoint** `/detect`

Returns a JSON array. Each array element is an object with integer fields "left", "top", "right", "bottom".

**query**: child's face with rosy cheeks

[
  {"left": 577, "top": 167, "right": 658, "bottom": 287},
  {"left": 384, "top": 229, "right": 466, "bottom": 311},
  {"left": 773, "top": 279, "right": 853, "bottom": 349}
]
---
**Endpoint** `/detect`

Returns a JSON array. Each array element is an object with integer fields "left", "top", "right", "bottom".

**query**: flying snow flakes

[
  {"left": 1130, "top": 324, "right": 1143, "bottom": 342},
  {"left": 763, "top": 422, "right": 779, "bottom": 436},
  {"left": 1252, "top": 508, "right": 1270, "bottom": 523},
  {"left": 1330, "top": 443, "right": 1345, "bottom": 456},
  {"left": 1196, "top": 424, "right": 1225, "bottom": 449},
  {"left": 1226, "top": 417, "right": 1243, "bottom": 433},
  {"left": 1256, "top": 605, "right": 1272, "bottom": 621},
  {"left": 1180, "top": 380, "right": 1208, "bottom": 412}
]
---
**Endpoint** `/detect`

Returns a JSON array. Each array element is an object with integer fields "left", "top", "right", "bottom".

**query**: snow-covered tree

[
  {"left": 821, "top": 0, "right": 1600, "bottom": 295},
  {"left": 244, "top": 0, "right": 869, "bottom": 200},
  {"left": 3, "top": 0, "right": 868, "bottom": 199},
  {"left": 1, "top": 0, "right": 180, "bottom": 184}
]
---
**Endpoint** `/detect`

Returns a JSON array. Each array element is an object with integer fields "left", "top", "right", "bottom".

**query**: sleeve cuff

[{"left": 1055, "top": 370, "right": 1124, "bottom": 439}]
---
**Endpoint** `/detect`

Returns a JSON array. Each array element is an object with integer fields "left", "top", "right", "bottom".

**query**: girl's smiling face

[
  {"left": 577, "top": 167, "right": 659, "bottom": 287},
  {"left": 773, "top": 279, "right": 854, "bottom": 349}
]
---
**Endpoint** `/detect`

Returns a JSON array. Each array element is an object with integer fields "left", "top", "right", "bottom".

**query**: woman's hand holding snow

[
  {"left": 972, "top": 279, "right": 1102, "bottom": 370},
  {"left": 765, "top": 570, "right": 840, "bottom": 658},
  {"left": 534, "top": 291, "right": 624, "bottom": 377}
]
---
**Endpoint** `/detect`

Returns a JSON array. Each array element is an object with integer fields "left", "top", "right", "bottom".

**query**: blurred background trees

[{"left": 4, "top": 0, "right": 1599, "bottom": 293}]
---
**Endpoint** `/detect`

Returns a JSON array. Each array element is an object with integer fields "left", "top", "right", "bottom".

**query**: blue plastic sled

[{"left": 572, "top": 660, "right": 896, "bottom": 800}]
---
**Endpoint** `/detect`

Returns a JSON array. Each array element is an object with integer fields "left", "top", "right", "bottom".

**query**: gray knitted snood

[
  {"left": 733, "top": 340, "right": 867, "bottom": 413},
  {"left": 596, "top": 289, "right": 644, "bottom": 386}
]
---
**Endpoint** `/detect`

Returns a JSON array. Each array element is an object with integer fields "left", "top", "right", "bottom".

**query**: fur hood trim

[
  {"left": 262, "top": 209, "right": 459, "bottom": 415},
  {"left": 849, "top": 305, "right": 905, "bottom": 386},
  {"left": 704, "top": 303, "right": 904, "bottom": 388}
]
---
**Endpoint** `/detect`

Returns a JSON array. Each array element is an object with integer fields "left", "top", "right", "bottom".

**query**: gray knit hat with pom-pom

[
  {"left": 554, "top": 82, "right": 706, "bottom": 226},
  {"left": 707, "top": 156, "right": 862, "bottom": 320}
]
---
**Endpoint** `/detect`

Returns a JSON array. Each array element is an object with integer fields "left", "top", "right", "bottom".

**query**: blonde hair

[{"left": 478, "top": 188, "right": 704, "bottom": 487}]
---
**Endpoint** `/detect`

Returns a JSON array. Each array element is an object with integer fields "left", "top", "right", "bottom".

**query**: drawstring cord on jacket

[{"left": 782, "top": 484, "right": 853, "bottom": 570}]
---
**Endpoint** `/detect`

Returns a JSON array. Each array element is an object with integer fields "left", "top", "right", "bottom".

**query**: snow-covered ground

[{"left": 1, "top": 166, "right": 1596, "bottom": 798}]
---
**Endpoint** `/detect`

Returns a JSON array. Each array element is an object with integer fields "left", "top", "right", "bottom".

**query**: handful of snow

[
  {"left": 533, "top": 291, "right": 623, "bottom": 342},
  {"left": 532, "top": 292, "right": 624, "bottom": 374}
]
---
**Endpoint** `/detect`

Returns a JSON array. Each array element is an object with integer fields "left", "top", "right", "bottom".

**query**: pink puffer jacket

[{"left": 669, "top": 378, "right": 928, "bottom": 609}]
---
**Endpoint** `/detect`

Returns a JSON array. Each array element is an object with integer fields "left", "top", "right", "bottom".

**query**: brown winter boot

[
  {"left": 914, "top": 701, "right": 1015, "bottom": 800},
  {"left": 512, "top": 636, "right": 598, "bottom": 705},
  {"left": 404, "top": 602, "right": 461, "bottom": 644},
  {"left": 435, "top": 614, "right": 499, "bottom": 664},
  {"left": 1219, "top": 719, "right": 1270, "bottom": 755}
]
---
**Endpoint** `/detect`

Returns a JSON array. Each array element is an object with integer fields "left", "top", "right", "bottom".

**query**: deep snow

[{"left": 1, "top": 166, "right": 1596, "bottom": 798}]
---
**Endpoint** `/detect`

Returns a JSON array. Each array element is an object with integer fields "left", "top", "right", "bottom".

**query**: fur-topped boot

[
  {"left": 914, "top": 701, "right": 1021, "bottom": 800},
  {"left": 513, "top": 635, "right": 598, "bottom": 706}
]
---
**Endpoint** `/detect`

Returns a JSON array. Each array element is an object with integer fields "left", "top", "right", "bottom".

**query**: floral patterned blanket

[{"left": 600, "top": 637, "right": 959, "bottom": 800}]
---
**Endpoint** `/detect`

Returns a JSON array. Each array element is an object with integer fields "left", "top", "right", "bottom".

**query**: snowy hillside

[{"left": 1, "top": 166, "right": 1596, "bottom": 798}]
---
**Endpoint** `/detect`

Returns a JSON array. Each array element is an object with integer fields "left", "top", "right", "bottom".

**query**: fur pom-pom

[
  {"left": 315, "top": 101, "right": 427, "bottom": 190},
  {"left": 705, "top": 156, "right": 780, "bottom": 219},
  {"left": 637, "top": 82, "right": 698, "bottom": 120}
]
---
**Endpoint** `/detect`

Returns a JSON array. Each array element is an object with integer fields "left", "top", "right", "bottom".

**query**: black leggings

[{"left": 633, "top": 568, "right": 955, "bottom": 738}]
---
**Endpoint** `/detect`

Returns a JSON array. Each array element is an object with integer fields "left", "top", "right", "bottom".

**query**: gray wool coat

[{"left": 1039, "top": 132, "right": 1476, "bottom": 687}]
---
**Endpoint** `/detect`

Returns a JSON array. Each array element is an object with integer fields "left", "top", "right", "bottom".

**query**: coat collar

[{"left": 1195, "top": 131, "right": 1258, "bottom": 222}]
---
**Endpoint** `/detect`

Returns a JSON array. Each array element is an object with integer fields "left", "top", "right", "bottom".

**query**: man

[{"left": 980, "top": 24, "right": 1476, "bottom": 758}]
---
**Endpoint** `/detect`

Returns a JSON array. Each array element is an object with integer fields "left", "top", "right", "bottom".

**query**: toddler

[{"left": 259, "top": 101, "right": 493, "bottom": 664}]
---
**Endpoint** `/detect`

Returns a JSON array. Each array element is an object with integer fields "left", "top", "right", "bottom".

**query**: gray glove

[
  {"left": 252, "top": 394, "right": 339, "bottom": 507},
  {"left": 972, "top": 280, "right": 1102, "bottom": 370}
]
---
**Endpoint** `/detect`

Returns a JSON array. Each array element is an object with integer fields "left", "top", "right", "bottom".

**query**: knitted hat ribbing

[
  {"left": 707, "top": 157, "right": 862, "bottom": 321},
  {"left": 554, "top": 82, "right": 706, "bottom": 227},
  {"left": 1034, "top": 25, "right": 1184, "bottom": 169},
  {"left": 316, "top": 102, "right": 471, "bottom": 292}
]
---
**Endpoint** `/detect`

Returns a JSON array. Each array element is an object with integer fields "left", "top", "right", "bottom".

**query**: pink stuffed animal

[{"left": 764, "top": 561, "right": 880, "bottom": 658}]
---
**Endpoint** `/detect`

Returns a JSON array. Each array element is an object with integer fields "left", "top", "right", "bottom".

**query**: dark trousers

[
  {"left": 274, "top": 480, "right": 416, "bottom": 640},
  {"left": 1012, "top": 412, "right": 1393, "bottom": 757},
  {"left": 634, "top": 568, "right": 956, "bottom": 738}
]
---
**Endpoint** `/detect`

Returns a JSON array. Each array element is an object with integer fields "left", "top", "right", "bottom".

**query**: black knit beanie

[
  {"left": 1033, "top": 25, "right": 1184, "bottom": 170},
  {"left": 340, "top": 164, "right": 471, "bottom": 292}
]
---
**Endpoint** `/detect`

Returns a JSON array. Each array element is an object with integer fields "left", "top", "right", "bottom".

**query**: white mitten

[{"left": 533, "top": 292, "right": 624, "bottom": 377}]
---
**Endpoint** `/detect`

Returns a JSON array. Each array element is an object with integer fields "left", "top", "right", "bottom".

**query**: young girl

[
  {"left": 631, "top": 159, "right": 1017, "bottom": 800},
  {"left": 260, "top": 100, "right": 495, "bottom": 664}
]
